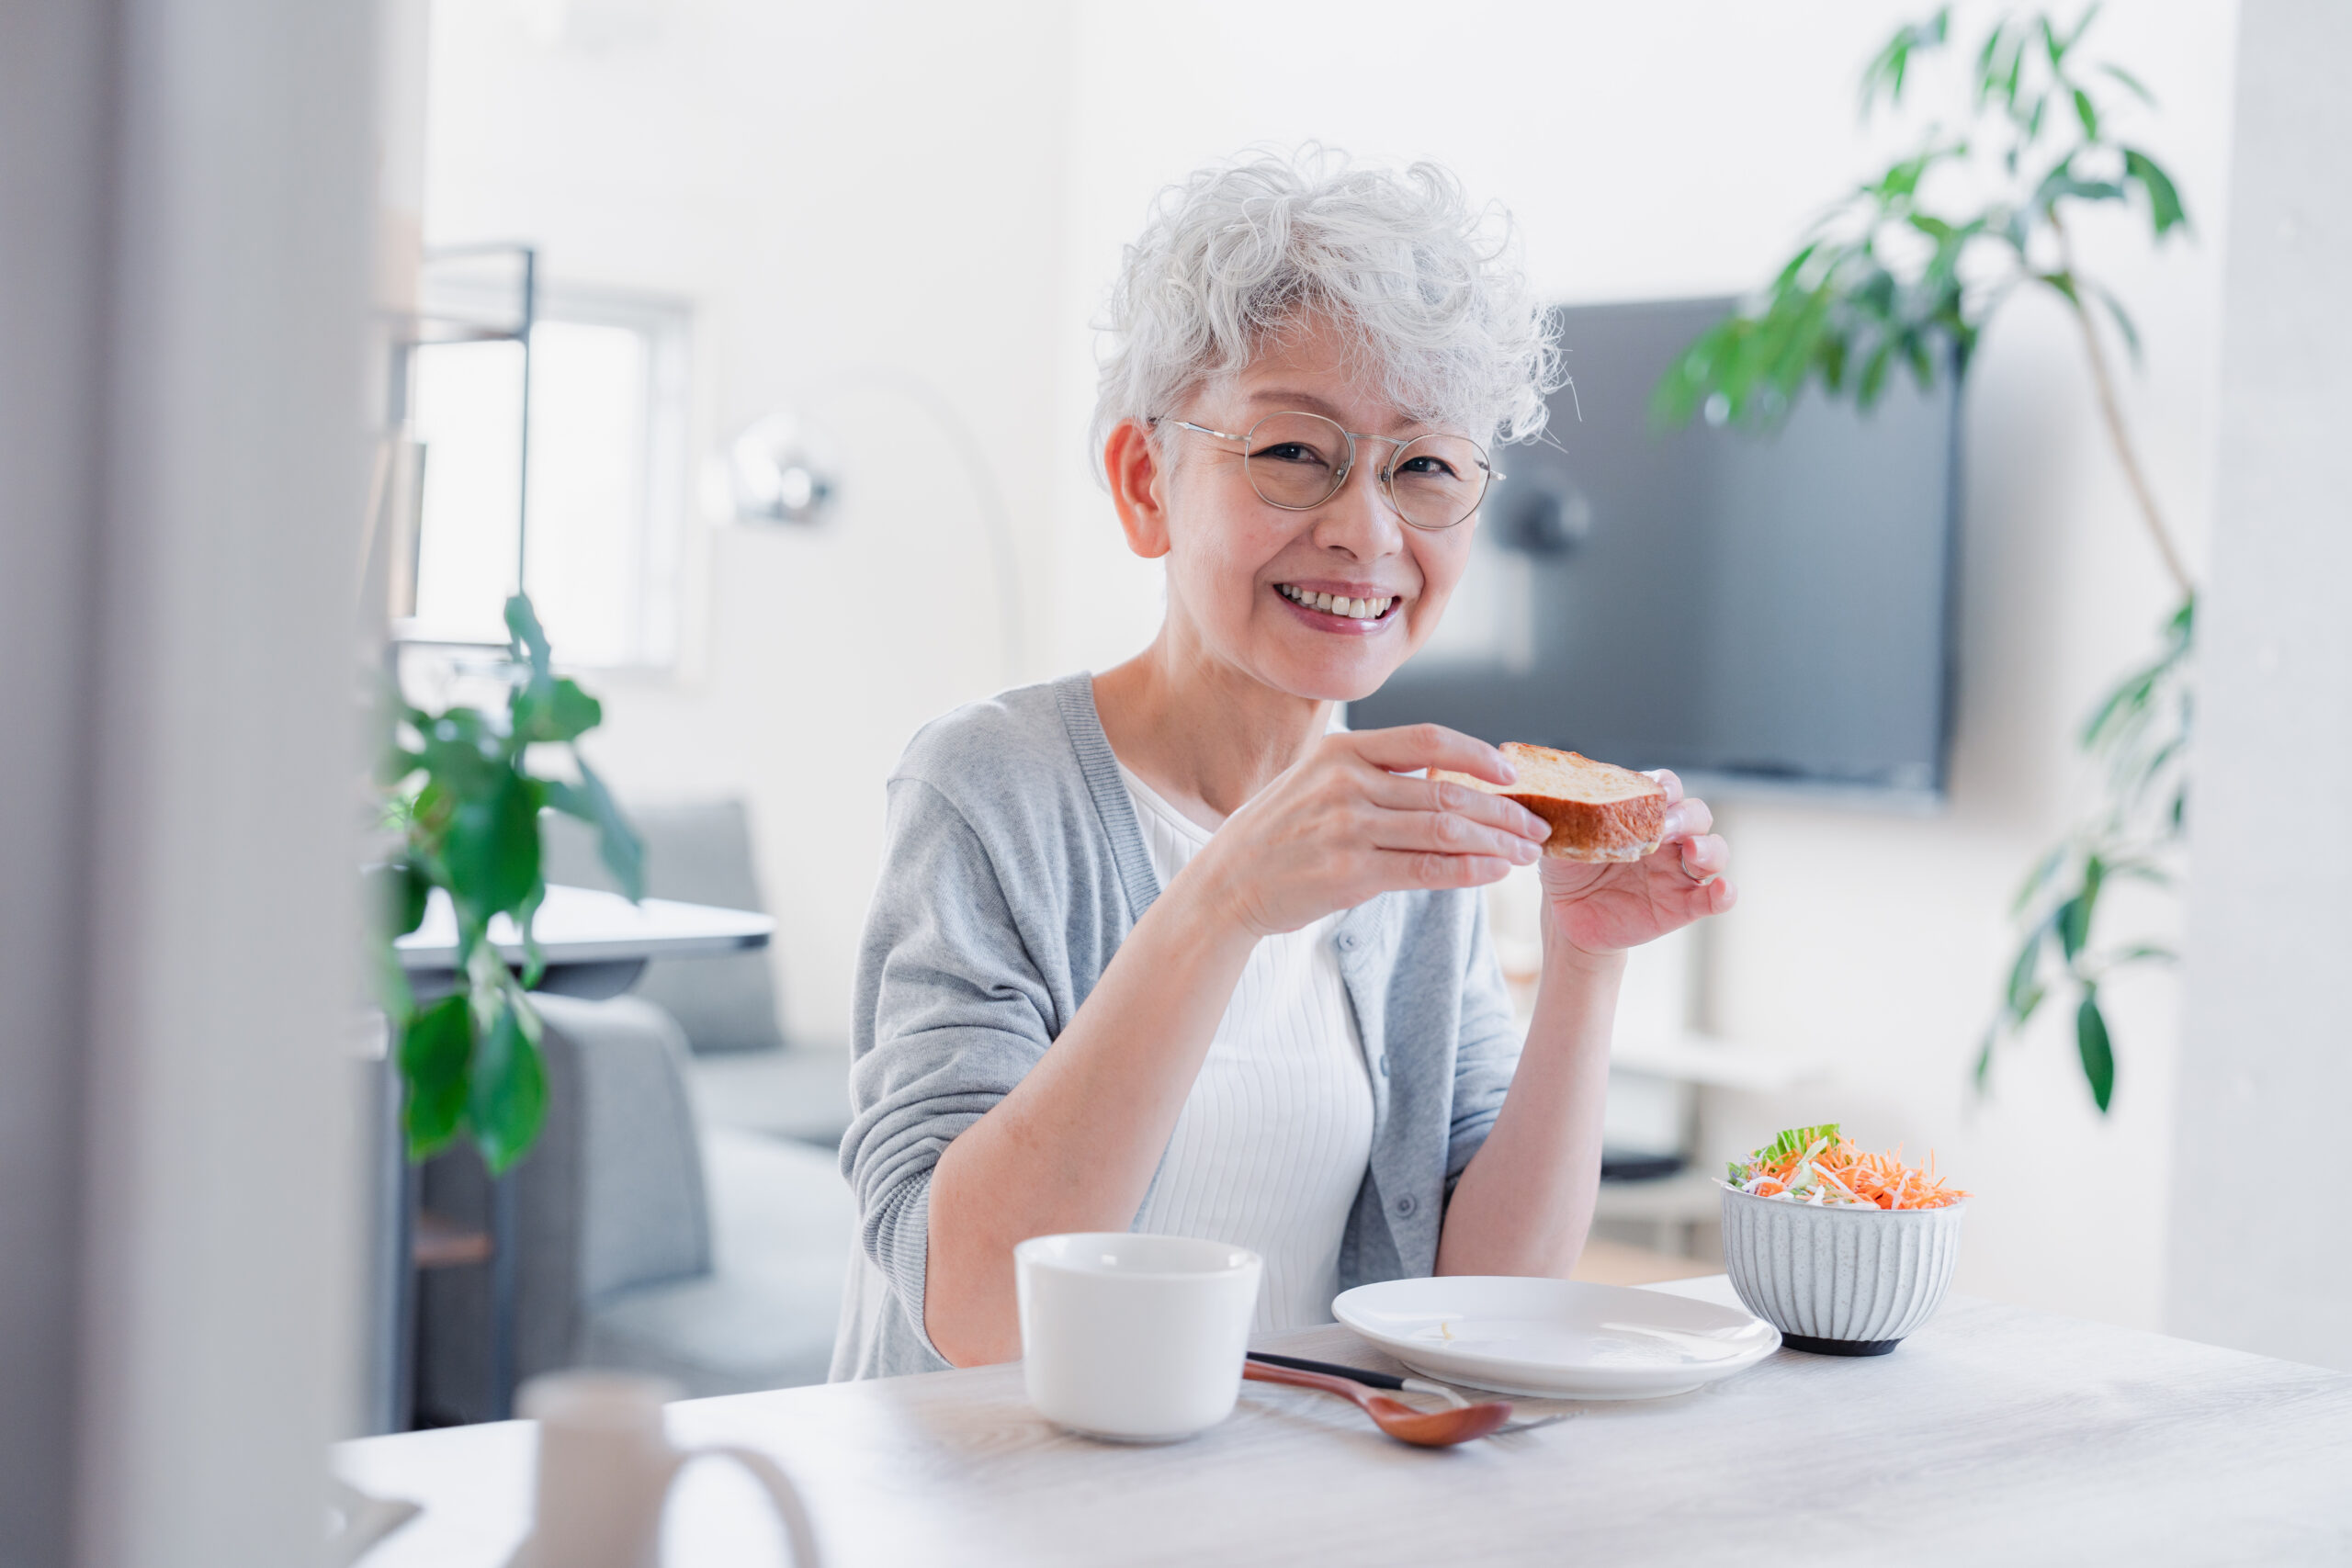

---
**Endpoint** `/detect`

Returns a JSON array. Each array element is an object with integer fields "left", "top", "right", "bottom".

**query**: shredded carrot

[{"left": 1725, "top": 1124, "right": 1967, "bottom": 1210}]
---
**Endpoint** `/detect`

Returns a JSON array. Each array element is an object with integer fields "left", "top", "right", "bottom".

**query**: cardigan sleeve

[
  {"left": 1444, "top": 889, "right": 1522, "bottom": 1190},
  {"left": 838, "top": 775, "right": 1059, "bottom": 1358}
]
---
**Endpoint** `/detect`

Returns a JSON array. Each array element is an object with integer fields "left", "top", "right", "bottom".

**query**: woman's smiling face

[{"left": 1132, "top": 312, "right": 1482, "bottom": 704}]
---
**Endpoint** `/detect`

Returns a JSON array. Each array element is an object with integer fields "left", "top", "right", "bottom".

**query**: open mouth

[{"left": 1275, "top": 582, "right": 1403, "bottom": 622}]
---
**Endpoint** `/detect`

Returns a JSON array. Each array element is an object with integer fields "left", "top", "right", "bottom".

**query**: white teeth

[{"left": 1279, "top": 583, "right": 1397, "bottom": 618}]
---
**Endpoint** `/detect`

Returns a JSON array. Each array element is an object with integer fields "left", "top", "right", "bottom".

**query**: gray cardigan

[{"left": 829, "top": 673, "right": 1522, "bottom": 1381}]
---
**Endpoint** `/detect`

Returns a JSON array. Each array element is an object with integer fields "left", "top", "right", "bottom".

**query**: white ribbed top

[{"left": 1119, "top": 764, "right": 1375, "bottom": 1331}]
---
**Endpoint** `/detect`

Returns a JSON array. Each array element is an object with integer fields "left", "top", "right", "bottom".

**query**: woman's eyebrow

[{"left": 1242, "top": 389, "right": 1430, "bottom": 436}]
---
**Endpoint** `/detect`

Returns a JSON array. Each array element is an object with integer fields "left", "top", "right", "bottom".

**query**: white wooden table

[
  {"left": 334, "top": 1278, "right": 2352, "bottom": 1566},
  {"left": 395, "top": 884, "right": 775, "bottom": 999}
]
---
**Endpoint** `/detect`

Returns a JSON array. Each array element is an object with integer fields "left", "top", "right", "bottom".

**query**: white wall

[
  {"left": 426, "top": 0, "right": 1075, "bottom": 1041},
  {"left": 430, "top": 0, "right": 2245, "bottom": 1328},
  {"left": 2167, "top": 0, "right": 2352, "bottom": 1371}
]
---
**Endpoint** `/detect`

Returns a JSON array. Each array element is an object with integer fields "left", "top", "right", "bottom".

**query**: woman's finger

[
  {"left": 1679, "top": 832, "right": 1730, "bottom": 885},
  {"left": 1645, "top": 767, "right": 1686, "bottom": 807},
  {"left": 1661, "top": 795, "right": 1713, "bottom": 842},
  {"left": 1363, "top": 804, "right": 1544, "bottom": 863},
  {"left": 1363, "top": 771, "right": 1552, "bottom": 842},
  {"left": 1348, "top": 723, "right": 1514, "bottom": 785},
  {"left": 1365, "top": 847, "right": 1518, "bottom": 891}
]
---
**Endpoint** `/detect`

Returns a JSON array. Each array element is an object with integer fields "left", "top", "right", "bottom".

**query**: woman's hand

[
  {"left": 1189, "top": 725, "right": 1554, "bottom": 938},
  {"left": 1538, "top": 770, "right": 1736, "bottom": 958}
]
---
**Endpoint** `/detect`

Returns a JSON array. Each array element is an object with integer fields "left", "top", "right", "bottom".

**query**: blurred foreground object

[{"left": 1653, "top": 5, "right": 2195, "bottom": 1112}]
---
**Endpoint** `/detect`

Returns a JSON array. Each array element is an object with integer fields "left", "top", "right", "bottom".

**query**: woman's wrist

[
  {"left": 1151, "top": 842, "right": 1275, "bottom": 958},
  {"left": 1540, "top": 909, "right": 1631, "bottom": 980}
]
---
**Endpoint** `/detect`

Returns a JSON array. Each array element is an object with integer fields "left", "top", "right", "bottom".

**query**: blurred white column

[
  {"left": 2170, "top": 0, "right": 2352, "bottom": 1370},
  {"left": 0, "top": 0, "right": 379, "bottom": 1563}
]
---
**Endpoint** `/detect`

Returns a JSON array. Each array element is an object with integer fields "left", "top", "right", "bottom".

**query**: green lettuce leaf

[{"left": 1759, "top": 1123, "right": 1841, "bottom": 1164}]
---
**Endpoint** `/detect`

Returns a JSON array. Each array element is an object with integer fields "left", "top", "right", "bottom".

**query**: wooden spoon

[{"left": 1243, "top": 1359, "right": 1513, "bottom": 1447}]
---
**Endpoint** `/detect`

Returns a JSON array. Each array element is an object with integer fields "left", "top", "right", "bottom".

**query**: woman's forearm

[
  {"left": 1433, "top": 940, "right": 1623, "bottom": 1279},
  {"left": 922, "top": 870, "right": 1256, "bottom": 1366}
]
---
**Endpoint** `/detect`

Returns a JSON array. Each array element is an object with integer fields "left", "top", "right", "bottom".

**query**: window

[{"left": 408, "top": 281, "right": 689, "bottom": 668}]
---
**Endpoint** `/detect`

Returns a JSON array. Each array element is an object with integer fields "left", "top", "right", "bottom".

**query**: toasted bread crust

[{"left": 1434, "top": 744, "right": 1668, "bottom": 863}]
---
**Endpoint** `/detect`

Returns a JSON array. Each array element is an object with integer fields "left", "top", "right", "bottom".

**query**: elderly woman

[{"left": 832, "top": 151, "right": 1736, "bottom": 1379}]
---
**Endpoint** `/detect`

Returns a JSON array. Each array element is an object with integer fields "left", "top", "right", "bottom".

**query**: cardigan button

[
  {"left": 1376, "top": 1053, "right": 1389, "bottom": 1077},
  {"left": 1394, "top": 1195, "right": 1416, "bottom": 1217},
  {"left": 1338, "top": 933, "right": 1357, "bottom": 951}
]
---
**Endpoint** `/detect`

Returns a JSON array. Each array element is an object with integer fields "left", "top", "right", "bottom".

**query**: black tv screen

[{"left": 1351, "top": 297, "right": 1960, "bottom": 802}]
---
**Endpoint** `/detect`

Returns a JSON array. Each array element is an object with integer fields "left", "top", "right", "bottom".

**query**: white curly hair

[{"left": 1091, "top": 145, "right": 1563, "bottom": 481}]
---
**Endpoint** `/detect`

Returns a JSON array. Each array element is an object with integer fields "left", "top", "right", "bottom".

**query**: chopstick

[{"left": 1244, "top": 1351, "right": 1471, "bottom": 1410}]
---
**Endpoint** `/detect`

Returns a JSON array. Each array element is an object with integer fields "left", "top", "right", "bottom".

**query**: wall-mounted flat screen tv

[{"left": 1351, "top": 297, "right": 1961, "bottom": 805}]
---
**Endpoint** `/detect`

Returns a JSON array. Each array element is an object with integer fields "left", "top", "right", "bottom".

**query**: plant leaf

[
  {"left": 468, "top": 996, "right": 547, "bottom": 1175},
  {"left": 2065, "top": 3, "right": 2105, "bottom": 54},
  {"left": 514, "top": 879, "right": 548, "bottom": 990},
  {"left": 400, "top": 993, "right": 473, "bottom": 1158},
  {"left": 2093, "top": 283, "right": 2143, "bottom": 367},
  {"left": 1862, "top": 8, "right": 1949, "bottom": 115},
  {"left": 1973, "top": 1026, "right": 1996, "bottom": 1093},
  {"left": 2100, "top": 62, "right": 2154, "bottom": 105},
  {"left": 2005, "top": 925, "right": 2045, "bottom": 1021},
  {"left": 444, "top": 770, "right": 544, "bottom": 918},
  {"left": 2057, "top": 855, "right": 2104, "bottom": 963},
  {"left": 547, "top": 757, "right": 645, "bottom": 902},
  {"left": 2012, "top": 844, "right": 2068, "bottom": 917},
  {"left": 2082, "top": 662, "right": 2162, "bottom": 750},
  {"left": 2072, "top": 86, "right": 2099, "bottom": 141},
  {"left": 2076, "top": 989, "right": 2116, "bottom": 1111},
  {"left": 505, "top": 593, "right": 553, "bottom": 681},
  {"left": 368, "top": 859, "right": 432, "bottom": 939},
  {"left": 2122, "top": 148, "right": 2188, "bottom": 237},
  {"left": 513, "top": 673, "right": 604, "bottom": 746},
  {"left": 370, "top": 940, "right": 415, "bottom": 1029}
]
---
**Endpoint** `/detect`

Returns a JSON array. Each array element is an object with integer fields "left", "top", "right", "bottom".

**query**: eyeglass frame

[{"left": 1151, "top": 411, "right": 1501, "bottom": 532}]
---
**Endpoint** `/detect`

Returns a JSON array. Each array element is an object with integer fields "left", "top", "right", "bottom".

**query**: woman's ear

[{"left": 1103, "top": 420, "right": 1172, "bottom": 560}]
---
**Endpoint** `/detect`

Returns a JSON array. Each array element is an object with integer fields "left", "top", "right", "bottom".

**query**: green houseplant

[
  {"left": 1651, "top": 5, "right": 2193, "bottom": 1112},
  {"left": 370, "top": 594, "right": 643, "bottom": 1171}
]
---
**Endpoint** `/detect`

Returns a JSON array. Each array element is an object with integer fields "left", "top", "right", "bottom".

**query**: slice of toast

[{"left": 1432, "top": 742, "right": 1668, "bottom": 863}]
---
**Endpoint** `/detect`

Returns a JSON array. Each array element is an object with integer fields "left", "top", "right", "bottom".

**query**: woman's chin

[{"left": 1254, "top": 647, "right": 1405, "bottom": 706}]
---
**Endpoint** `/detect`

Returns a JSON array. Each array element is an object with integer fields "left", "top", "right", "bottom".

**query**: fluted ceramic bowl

[{"left": 1719, "top": 1183, "right": 1967, "bottom": 1356}]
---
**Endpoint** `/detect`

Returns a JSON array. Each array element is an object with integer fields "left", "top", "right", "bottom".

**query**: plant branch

[{"left": 2051, "top": 213, "right": 2196, "bottom": 600}]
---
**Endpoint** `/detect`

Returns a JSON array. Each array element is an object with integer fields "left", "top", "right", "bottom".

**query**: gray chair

[
  {"left": 545, "top": 795, "right": 854, "bottom": 1150},
  {"left": 540, "top": 799, "right": 786, "bottom": 1055},
  {"left": 413, "top": 993, "right": 853, "bottom": 1424}
]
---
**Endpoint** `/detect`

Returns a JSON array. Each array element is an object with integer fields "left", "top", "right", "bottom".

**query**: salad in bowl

[
  {"left": 1719, "top": 1123, "right": 1970, "bottom": 1356},
  {"left": 1724, "top": 1123, "right": 1966, "bottom": 1210}
]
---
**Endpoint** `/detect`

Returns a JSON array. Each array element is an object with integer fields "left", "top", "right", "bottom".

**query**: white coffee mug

[
  {"left": 509, "top": 1371, "right": 821, "bottom": 1568},
  {"left": 1014, "top": 1232, "right": 1261, "bottom": 1442}
]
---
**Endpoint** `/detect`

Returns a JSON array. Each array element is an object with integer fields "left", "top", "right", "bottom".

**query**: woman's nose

[{"left": 1307, "top": 451, "right": 1406, "bottom": 558}]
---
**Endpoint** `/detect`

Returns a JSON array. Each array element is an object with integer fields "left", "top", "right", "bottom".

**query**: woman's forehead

[{"left": 1215, "top": 310, "right": 1445, "bottom": 435}]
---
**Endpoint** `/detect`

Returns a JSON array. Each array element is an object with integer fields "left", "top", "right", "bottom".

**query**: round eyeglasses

[{"left": 1159, "top": 411, "right": 1498, "bottom": 532}]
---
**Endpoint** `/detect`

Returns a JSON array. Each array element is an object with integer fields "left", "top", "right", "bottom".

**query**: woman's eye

[
  {"left": 1254, "top": 442, "right": 1331, "bottom": 467},
  {"left": 1396, "top": 455, "right": 1459, "bottom": 479}
]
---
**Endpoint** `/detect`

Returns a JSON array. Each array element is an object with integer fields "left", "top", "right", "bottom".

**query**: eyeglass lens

[{"left": 1239, "top": 412, "right": 1488, "bottom": 531}]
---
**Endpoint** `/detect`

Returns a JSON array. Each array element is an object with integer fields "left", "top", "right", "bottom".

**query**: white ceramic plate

[{"left": 1332, "top": 1276, "right": 1781, "bottom": 1399}]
